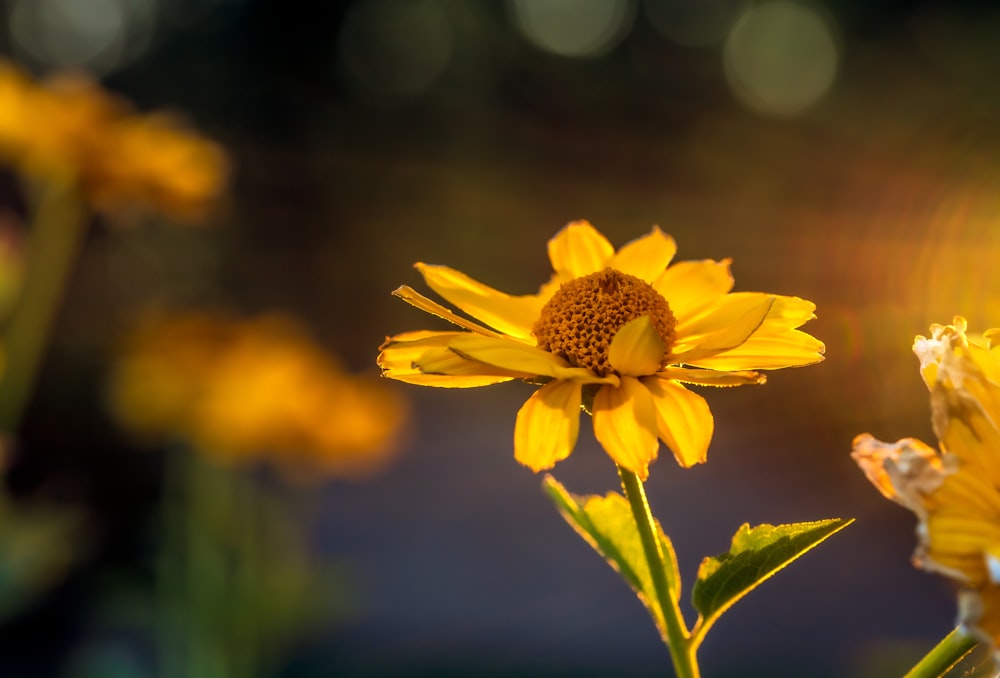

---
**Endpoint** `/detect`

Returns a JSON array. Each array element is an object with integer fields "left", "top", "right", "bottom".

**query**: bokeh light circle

[
  {"left": 508, "top": 0, "right": 636, "bottom": 58},
  {"left": 339, "top": 0, "right": 453, "bottom": 98},
  {"left": 723, "top": 1, "right": 838, "bottom": 117},
  {"left": 8, "top": 0, "right": 158, "bottom": 75}
]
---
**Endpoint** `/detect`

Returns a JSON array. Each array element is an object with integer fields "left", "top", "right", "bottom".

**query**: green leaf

[
  {"left": 691, "top": 518, "right": 852, "bottom": 643},
  {"left": 542, "top": 475, "right": 681, "bottom": 635}
]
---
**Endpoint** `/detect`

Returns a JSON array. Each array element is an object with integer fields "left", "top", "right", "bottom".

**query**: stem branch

[
  {"left": 618, "top": 466, "right": 699, "bottom": 678},
  {"left": 0, "top": 180, "right": 86, "bottom": 432},
  {"left": 904, "top": 626, "right": 978, "bottom": 678}
]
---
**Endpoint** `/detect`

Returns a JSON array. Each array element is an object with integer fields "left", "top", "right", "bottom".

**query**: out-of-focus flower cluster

[
  {"left": 108, "top": 311, "right": 409, "bottom": 479},
  {"left": 853, "top": 318, "right": 1000, "bottom": 663},
  {"left": 0, "top": 60, "right": 227, "bottom": 221}
]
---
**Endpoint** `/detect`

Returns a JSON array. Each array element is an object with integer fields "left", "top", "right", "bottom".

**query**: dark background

[{"left": 6, "top": 0, "right": 1000, "bottom": 675}]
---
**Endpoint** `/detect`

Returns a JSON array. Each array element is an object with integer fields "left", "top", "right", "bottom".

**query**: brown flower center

[{"left": 532, "top": 268, "right": 677, "bottom": 377}]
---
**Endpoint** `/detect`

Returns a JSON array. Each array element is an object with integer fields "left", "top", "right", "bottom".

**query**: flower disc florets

[{"left": 532, "top": 268, "right": 677, "bottom": 377}]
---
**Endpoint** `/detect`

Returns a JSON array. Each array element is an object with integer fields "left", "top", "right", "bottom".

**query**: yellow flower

[
  {"left": 0, "top": 63, "right": 118, "bottom": 180},
  {"left": 379, "top": 220, "right": 824, "bottom": 478},
  {"left": 0, "top": 60, "right": 226, "bottom": 221},
  {"left": 85, "top": 112, "right": 228, "bottom": 221},
  {"left": 852, "top": 318, "right": 1000, "bottom": 660},
  {"left": 109, "top": 311, "right": 409, "bottom": 479}
]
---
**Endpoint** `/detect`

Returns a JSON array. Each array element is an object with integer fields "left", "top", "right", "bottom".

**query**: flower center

[{"left": 532, "top": 268, "right": 677, "bottom": 377}]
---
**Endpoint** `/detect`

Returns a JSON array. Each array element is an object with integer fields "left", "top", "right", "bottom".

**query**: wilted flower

[
  {"left": 0, "top": 60, "right": 226, "bottom": 221},
  {"left": 109, "top": 311, "right": 408, "bottom": 479},
  {"left": 379, "top": 220, "right": 824, "bottom": 478},
  {"left": 853, "top": 318, "right": 1000, "bottom": 662}
]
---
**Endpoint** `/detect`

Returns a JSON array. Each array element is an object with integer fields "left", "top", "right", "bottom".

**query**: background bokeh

[{"left": 5, "top": 0, "right": 1000, "bottom": 675}]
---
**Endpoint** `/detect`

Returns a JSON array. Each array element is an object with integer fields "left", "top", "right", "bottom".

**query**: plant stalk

[
  {"left": 0, "top": 179, "right": 87, "bottom": 432},
  {"left": 903, "top": 626, "right": 978, "bottom": 678},
  {"left": 618, "top": 466, "right": 699, "bottom": 678}
]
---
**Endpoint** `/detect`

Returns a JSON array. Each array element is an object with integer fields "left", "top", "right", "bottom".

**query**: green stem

[
  {"left": 228, "top": 466, "right": 259, "bottom": 678},
  {"left": 0, "top": 179, "right": 87, "bottom": 432},
  {"left": 903, "top": 627, "right": 977, "bottom": 678},
  {"left": 159, "top": 446, "right": 233, "bottom": 678},
  {"left": 159, "top": 447, "right": 266, "bottom": 678},
  {"left": 618, "top": 466, "right": 699, "bottom": 678}
]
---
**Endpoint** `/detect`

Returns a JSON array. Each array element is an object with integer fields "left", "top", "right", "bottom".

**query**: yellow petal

[
  {"left": 608, "top": 316, "right": 665, "bottom": 377},
  {"left": 654, "top": 259, "right": 734, "bottom": 320},
  {"left": 643, "top": 376, "right": 713, "bottom": 467},
  {"left": 547, "top": 220, "right": 614, "bottom": 279},
  {"left": 377, "top": 330, "right": 465, "bottom": 367},
  {"left": 967, "top": 340, "right": 1000, "bottom": 389},
  {"left": 657, "top": 366, "right": 766, "bottom": 387},
  {"left": 676, "top": 292, "right": 773, "bottom": 338},
  {"left": 849, "top": 433, "right": 945, "bottom": 511},
  {"left": 752, "top": 295, "right": 817, "bottom": 335},
  {"left": 386, "top": 372, "right": 513, "bottom": 388},
  {"left": 934, "top": 471, "right": 1000, "bottom": 528},
  {"left": 592, "top": 378, "right": 659, "bottom": 479},
  {"left": 607, "top": 226, "right": 677, "bottom": 283},
  {"left": 935, "top": 389, "right": 1000, "bottom": 486},
  {"left": 919, "top": 324, "right": 1000, "bottom": 433},
  {"left": 669, "top": 295, "right": 774, "bottom": 364},
  {"left": 415, "top": 263, "right": 542, "bottom": 341},
  {"left": 914, "top": 321, "right": 962, "bottom": 390},
  {"left": 377, "top": 331, "right": 515, "bottom": 387},
  {"left": 415, "top": 344, "right": 530, "bottom": 379},
  {"left": 685, "top": 329, "right": 825, "bottom": 370},
  {"left": 929, "top": 515, "right": 1000, "bottom": 551},
  {"left": 380, "top": 329, "right": 457, "bottom": 343},
  {"left": 392, "top": 286, "right": 501, "bottom": 337},
  {"left": 445, "top": 334, "right": 620, "bottom": 385},
  {"left": 927, "top": 513, "right": 1000, "bottom": 579},
  {"left": 514, "top": 380, "right": 582, "bottom": 472}
]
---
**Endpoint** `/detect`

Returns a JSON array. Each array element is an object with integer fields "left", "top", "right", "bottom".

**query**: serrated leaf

[
  {"left": 542, "top": 475, "right": 680, "bottom": 637},
  {"left": 691, "top": 518, "right": 852, "bottom": 643}
]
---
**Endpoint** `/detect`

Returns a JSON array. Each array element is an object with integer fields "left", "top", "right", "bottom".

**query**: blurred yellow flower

[
  {"left": 379, "top": 220, "right": 824, "bottom": 478},
  {"left": 853, "top": 318, "right": 1000, "bottom": 662},
  {"left": 109, "top": 311, "right": 409, "bottom": 479},
  {"left": 0, "top": 60, "right": 227, "bottom": 221}
]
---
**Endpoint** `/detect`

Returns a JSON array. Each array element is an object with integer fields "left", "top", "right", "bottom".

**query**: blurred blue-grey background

[{"left": 6, "top": 0, "right": 1000, "bottom": 675}]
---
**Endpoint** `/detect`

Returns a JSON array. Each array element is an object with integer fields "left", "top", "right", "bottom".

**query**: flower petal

[
  {"left": 415, "top": 263, "right": 542, "bottom": 341},
  {"left": 657, "top": 366, "right": 766, "bottom": 387},
  {"left": 608, "top": 316, "right": 666, "bottom": 377},
  {"left": 514, "top": 380, "right": 582, "bottom": 472},
  {"left": 850, "top": 433, "right": 948, "bottom": 512},
  {"left": 675, "top": 292, "right": 773, "bottom": 339},
  {"left": 547, "top": 220, "right": 614, "bottom": 279},
  {"left": 654, "top": 259, "right": 734, "bottom": 321},
  {"left": 392, "top": 285, "right": 501, "bottom": 337},
  {"left": 592, "top": 378, "right": 659, "bottom": 479},
  {"left": 686, "top": 329, "right": 825, "bottom": 370},
  {"left": 933, "top": 471, "right": 1000, "bottom": 537},
  {"left": 643, "top": 377, "right": 713, "bottom": 468},
  {"left": 415, "top": 345, "right": 531, "bottom": 379},
  {"left": 924, "top": 518, "right": 993, "bottom": 584},
  {"left": 935, "top": 387, "right": 1000, "bottom": 488},
  {"left": 752, "top": 295, "right": 817, "bottom": 335},
  {"left": 967, "top": 340, "right": 1000, "bottom": 392},
  {"left": 443, "top": 334, "right": 620, "bottom": 386},
  {"left": 669, "top": 295, "right": 774, "bottom": 364},
  {"left": 378, "top": 331, "right": 516, "bottom": 387},
  {"left": 607, "top": 226, "right": 677, "bottom": 283}
]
